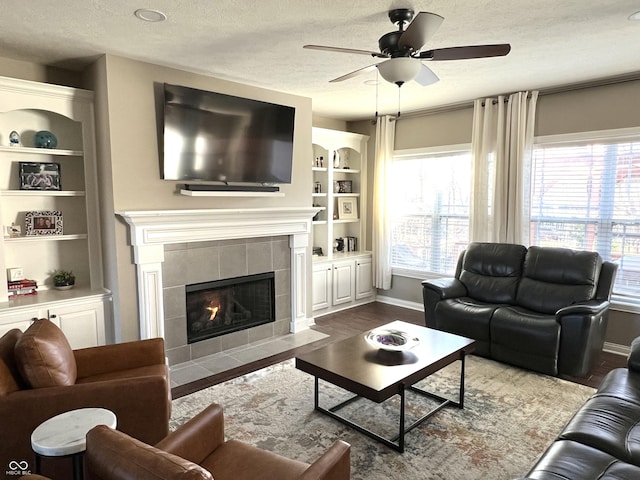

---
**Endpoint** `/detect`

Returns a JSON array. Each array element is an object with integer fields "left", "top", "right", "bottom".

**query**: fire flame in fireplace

[{"left": 206, "top": 304, "right": 220, "bottom": 321}]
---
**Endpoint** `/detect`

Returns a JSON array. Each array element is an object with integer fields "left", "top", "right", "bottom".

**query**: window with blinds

[
  {"left": 530, "top": 138, "right": 640, "bottom": 299},
  {"left": 390, "top": 149, "right": 471, "bottom": 275}
]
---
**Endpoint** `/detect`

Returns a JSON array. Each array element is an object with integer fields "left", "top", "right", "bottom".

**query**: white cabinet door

[
  {"left": 355, "top": 257, "right": 374, "bottom": 300},
  {"left": 49, "top": 300, "right": 106, "bottom": 349},
  {"left": 312, "top": 263, "right": 332, "bottom": 311},
  {"left": 332, "top": 261, "right": 354, "bottom": 305},
  {"left": 0, "top": 307, "right": 44, "bottom": 337}
]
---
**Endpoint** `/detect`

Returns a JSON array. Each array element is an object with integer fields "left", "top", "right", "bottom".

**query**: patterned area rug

[{"left": 171, "top": 356, "right": 594, "bottom": 480}]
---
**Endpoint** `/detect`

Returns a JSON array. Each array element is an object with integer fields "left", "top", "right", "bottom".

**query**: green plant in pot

[{"left": 53, "top": 269, "right": 75, "bottom": 290}]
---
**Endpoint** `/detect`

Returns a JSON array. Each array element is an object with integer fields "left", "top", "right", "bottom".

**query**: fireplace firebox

[{"left": 186, "top": 272, "right": 275, "bottom": 344}]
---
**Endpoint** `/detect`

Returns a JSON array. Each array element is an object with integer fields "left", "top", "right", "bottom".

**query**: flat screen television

[{"left": 162, "top": 83, "right": 295, "bottom": 184}]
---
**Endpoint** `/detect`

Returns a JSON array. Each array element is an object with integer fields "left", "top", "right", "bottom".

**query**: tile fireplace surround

[{"left": 117, "top": 207, "right": 319, "bottom": 364}]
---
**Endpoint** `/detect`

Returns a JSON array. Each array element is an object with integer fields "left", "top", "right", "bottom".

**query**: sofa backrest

[
  {"left": 458, "top": 242, "right": 527, "bottom": 304},
  {"left": 516, "top": 246, "right": 602, "bottom": 314}
]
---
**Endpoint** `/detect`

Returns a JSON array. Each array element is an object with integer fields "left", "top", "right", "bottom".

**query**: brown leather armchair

[
  {"left": 0, "top": 319, "right": 171, "bottom": 479},
  {"left": 84, "top": 402, "right": 351, "bottom": 480}
]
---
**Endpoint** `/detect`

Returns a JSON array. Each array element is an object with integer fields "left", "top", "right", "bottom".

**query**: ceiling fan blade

[
  {"left": 304, "top": 45, "right": 388, "bottom": 59},
  {"left": 398, "top": 12, "right": 444, "bottom": 51},
  {"left": 414, "top": 64, "right": 439, "bottom": 86},
  {"left": 329, "top": 64, "right": 378, "bottom": 83},
  {"left": 418, "top": 44, "right": 511, "bottom": 60}
]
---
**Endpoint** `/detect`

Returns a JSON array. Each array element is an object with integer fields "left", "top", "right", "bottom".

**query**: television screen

[{"left": 162, "top": 83, "right": 295, "bottom": 184}]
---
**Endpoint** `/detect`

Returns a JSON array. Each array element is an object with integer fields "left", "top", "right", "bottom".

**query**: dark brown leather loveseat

[
  {"left": 422, "top": 242, "right": 617, "bottom": 376},
  {"left": 520, "top": 336, "right": 640, "bottom": 479}
]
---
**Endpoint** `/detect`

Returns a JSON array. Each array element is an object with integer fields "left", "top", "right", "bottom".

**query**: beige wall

[
  {"left": 382, "top": 79, "right": 640, "bottom": 348},
  {"left": 89, "top": 55, "right": 313, "bottom": 342},
  {"left": 0, "top": 56, "right": 82, "bottom": 88}
]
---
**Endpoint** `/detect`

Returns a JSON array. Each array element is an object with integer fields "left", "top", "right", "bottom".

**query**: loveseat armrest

[
  {"left": 422, "top": 278, "right": 467, "bottom": 328},
  {"left": 155, "top": 403, "right": 225, "bottom": 464},
  {"left": 556, "top": 299, "right": 610, "bottom": 317},
  {"left": 421, "top": 278, "right": 467, "bottom": 299},
  {"left": 74, "top": 338, "right": 166, "bottom": 378},
  {"left": 299, "top": 440, "right": 350, "bottom": 480},
  {"left": 628, "top": 337, "right": 640, "bottom": 372},
  {"left": 556, "top": 300, "right": 611, "bottom": 377}
]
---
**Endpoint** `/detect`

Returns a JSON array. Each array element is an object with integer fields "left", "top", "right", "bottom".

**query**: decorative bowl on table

[{"left": 364, "top": 328, "right": 420, "bottom": 352}]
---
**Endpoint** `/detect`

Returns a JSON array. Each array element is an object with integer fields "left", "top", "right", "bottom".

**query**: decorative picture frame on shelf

[
  {"left": 19, "top": 162, "right": 61, "bottom": 191},
  {"left": 25, "top": 210, "right": 63, "bottom": 236},
  {"left": 337, "top": 180, "right": 352, "bottom": 193},
  {"left": 337, "top": 197, "right": 358, "bottom": 220}
]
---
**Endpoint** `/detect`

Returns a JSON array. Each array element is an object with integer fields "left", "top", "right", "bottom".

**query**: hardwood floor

[{"left": 172, "top": 302, "right": 627, "bottom": 399}]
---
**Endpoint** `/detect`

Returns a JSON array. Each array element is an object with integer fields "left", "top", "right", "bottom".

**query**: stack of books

[
  {"left": 344, "top": 236, "right": 358, "bottom": 252},
  {"left": 8, "top": 279, "right": 38, "bottom": 298}
]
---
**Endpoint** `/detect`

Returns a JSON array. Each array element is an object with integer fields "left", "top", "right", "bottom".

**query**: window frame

[
  {"left": 533, "top": 127, "right": 640, "bottom": 312},
  {"left": 390, "top": 144, "right": 472, "bottom": 279}
]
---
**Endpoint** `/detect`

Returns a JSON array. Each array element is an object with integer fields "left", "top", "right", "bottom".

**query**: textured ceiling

[{"left": 1, "top": 0, "right": 639, "bottom": 120}]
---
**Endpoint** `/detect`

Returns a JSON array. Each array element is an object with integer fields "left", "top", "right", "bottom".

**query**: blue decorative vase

[{"left": 34, "top": 130, "right": 58, "bottom": 149}]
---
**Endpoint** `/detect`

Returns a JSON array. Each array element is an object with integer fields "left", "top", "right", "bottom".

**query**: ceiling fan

[{"left": 304, "top": 8, "right": 511, "bottom": 87}]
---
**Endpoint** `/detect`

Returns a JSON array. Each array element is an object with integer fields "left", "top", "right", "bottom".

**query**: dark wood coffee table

[{"left": 295, "top": 320, "right": 475, "bottom": 452}]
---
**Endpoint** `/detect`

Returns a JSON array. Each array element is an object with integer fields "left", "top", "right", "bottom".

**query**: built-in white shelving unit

[{"left": 0, "top": 75, "right": 110, "bottom": 347}]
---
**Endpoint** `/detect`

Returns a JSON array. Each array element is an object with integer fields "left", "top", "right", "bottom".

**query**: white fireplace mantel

[{"left": 117, "top": 207, "right": 320, "bottom": 340}]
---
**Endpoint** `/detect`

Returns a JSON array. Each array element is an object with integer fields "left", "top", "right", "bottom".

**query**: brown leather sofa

[
  {"left": 0, "top": 319, "right": 171, "bottom": 479},
  {"left": 83, "top": 402, "right": 350, "bottom": 480}
]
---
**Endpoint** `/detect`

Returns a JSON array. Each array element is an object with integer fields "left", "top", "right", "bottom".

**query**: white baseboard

[
  {"left": 375, "top": 295, "right": 424, "bottom": 312},
  {"left": 603, "top": 341, "right": 629, "bottom": 356}
]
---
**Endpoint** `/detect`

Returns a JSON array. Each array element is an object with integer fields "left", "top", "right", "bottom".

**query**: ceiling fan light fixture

[{"left": 377, "top": 57, "right": 421, "bottom": 86}]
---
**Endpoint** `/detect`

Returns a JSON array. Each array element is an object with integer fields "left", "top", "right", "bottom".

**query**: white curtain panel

[
  {"left": 470, "top": 90, "right": 539, "bottom": 244},
  {"left": 373, "top": 115, "right": 395, "bottom": 290}
]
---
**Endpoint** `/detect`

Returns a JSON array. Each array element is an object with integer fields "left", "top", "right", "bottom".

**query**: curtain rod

[{"left": 395, "top": 71, "right": 640, "bottom": 120}]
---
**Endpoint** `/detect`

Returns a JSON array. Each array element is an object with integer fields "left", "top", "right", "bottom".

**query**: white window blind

[
  {"left": 390, "top": 149, "right": 471, "bottom": 275},
  {"left": 530, "top": 138, "right": 640, "bottom": 300}
]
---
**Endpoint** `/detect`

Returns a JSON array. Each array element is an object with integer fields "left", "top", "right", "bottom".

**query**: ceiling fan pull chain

[
  {"left": 397, "top": 85, "right": 402, "bottom": 118},
  {"left": 375, "top": 70, "right": 380, "bottom": 120}
]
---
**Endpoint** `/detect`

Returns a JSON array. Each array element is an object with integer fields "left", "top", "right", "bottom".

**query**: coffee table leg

[
  {"left": 314, "top": 376, "right": 319, "bottom": 409},
  {"left": 398, "top": 384, "right": 405, "bottom": 453},
  {"left": 459, "top": 353, "right": 466, "bottom": 409}
]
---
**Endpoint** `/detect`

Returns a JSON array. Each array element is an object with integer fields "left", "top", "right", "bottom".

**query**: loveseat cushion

[
  {"left": 14, "top": 318, "right": 77, "bottom": 388},
  {"left": 490, "top": 306, "right": 560, "bottom": 375},
  {"left": 86, "top": 425, "right": 213, "bottom": 480},
  {"left": 559, "top": 394, "right": 640, "bottom": 467},
  {"left": 0, "top": 329, "right": 24, "bottom": 395},
  {"left": 433, "top": 298, "right": 498, "bottom": 356},
  {"left": 516, "top": 246, "right": 602, "bottom": 314},
  {"left": 458, "top": 242, "right": 526, "bottom": 304},
  {"left": 525, "top": 439, "right": 640, "bottom": 480}
]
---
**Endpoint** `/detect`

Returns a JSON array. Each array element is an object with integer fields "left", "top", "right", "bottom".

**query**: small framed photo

[
  {"left": 337, "top": 197, "right": 358, "bottom": 220},
  {"left": 19, "top": 162, "right": 61, "bottom": 191},
  {"left": 25, "top": 211, "right": 63, "bottom": 236}
]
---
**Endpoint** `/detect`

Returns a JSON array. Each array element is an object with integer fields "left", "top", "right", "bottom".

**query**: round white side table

[{"left": 31, "top": 408, "right": 117, "bottom": 480}]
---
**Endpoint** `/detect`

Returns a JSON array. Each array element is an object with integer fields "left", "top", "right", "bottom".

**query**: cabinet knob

[
  {"left": 31, "top": 318, "right": 38, "bottom": 322},
  {"left": 49, "top": 314, "right": 57, "bottom": 319}
]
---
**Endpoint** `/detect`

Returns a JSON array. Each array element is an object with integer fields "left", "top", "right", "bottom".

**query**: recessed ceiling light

[
  {"left": 134, "top": 8, "right": 167, "bottom": 22},
  {"left": 629, "top": 11, "right": 640, "bottom": 21}
]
